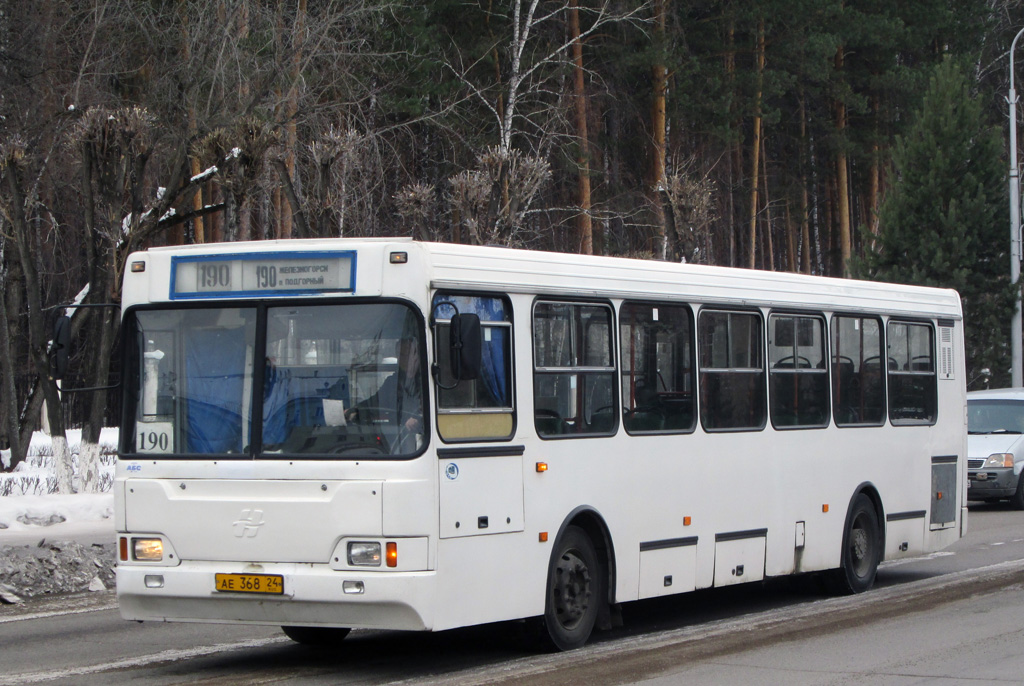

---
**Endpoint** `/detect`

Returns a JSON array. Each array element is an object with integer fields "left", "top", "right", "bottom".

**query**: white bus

[{"left": 113, "top": 238, "right": 966, "bottom": 650}]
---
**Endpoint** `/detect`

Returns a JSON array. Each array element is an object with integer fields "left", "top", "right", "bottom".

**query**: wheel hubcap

[
  {"left": 553, "top": 549, "right": 592, "bottom": 629},
  {"left": 850, "top": 515, "right": 872, "bottom": 577}
]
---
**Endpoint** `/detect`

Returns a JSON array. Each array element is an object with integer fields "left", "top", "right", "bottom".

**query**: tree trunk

[
  {"left": 866, "top": 96, "right": 881, "bottom": 249},
  {"left": 179, "top": 0, "right": 204, "bottom": 244},
  {"left": 4, "top": 165, "right": 71, "bottom": 491},
  {"left": 725, "top": 19, "right": 738, "bottom": 267},
  {"left": 569, "top": 0, "right": 593, "bottom": 255},
  {"left": 271, "top": 157, "right": 311, "bottom": 236},
  {"left": 0, "top": 265, "right": 22, "bottom": 469},
  {"left": 279, "top": 0, "right": 306, "bottom": 240},
  {"left": 747, "top": 19, "right": 765, "bottom": 269},
  {"left": 191, "top": 157, "right": 206, "bottom": 243},
  {"left": 785, "top": 199, "right": 797, "bottom": 272},
  {"left": 648, "top": 0, "right": 668, "bottom": 259},
  {"left": 799, "top": 94, "right": 812, "bottom": 274},
  {"left": 761, "top": 131, "right": 774, "bottom": 270},
  {"left": 834, "top": 43, "right": 851, "bottom": 276}
]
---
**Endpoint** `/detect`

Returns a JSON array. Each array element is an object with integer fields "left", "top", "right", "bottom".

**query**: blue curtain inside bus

[
  {"left": 435, "top": 294, "right": 509, "bottom": 406},
  {"left": 184, "top": 328, "right": 247, "bottom": 453}
]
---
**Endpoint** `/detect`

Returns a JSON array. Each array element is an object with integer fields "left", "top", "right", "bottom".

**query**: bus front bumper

[{"left": 116, "top": 561, "right": 435, "bottom": 631}]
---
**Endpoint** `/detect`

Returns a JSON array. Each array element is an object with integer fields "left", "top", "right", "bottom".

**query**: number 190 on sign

[{"left": 136, "top": 422, "right": 173, "bottom": 454}]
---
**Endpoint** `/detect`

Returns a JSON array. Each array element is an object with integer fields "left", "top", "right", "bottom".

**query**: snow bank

[
  {"left": 1, "top": 429, "right": 118, "bottom": 495},
  {"left": 0, "top": 431, "right": 119, "bottom": 602}
]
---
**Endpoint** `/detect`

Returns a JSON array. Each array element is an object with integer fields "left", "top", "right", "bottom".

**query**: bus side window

[
  {"left": 432, "top": 293, "right": 515, "bottom": 441},
  {"left": 698, "top": 310, "right": 766, "bottom": 432},
  {"left": 768, "top": 314, "right": 829, "bottom": 429},
  {"left": 831, "top": 315, "right": 885, "bottom": 426},
  {"left": 620, "top": 302, "right": 695, "bottom": 434},
  {"left": 533, "top": 302, "right": 617, "bottom": 438},
  {"left": 887, "top": 321, "right": 937, "bottom": 425}
]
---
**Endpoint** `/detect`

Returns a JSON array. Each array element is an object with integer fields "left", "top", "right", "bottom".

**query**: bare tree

[
  {"left": 665, "top": 166, "right": 717, "bottom": 264},
  {"left": 194, "top": 117, "right": 279, "bottom": 241},
  {"left": 452, "top": 0, "right": 647, "bottom": 243},
  {"left": 0, "top": 137, "right": 74, "bottom": 491}
]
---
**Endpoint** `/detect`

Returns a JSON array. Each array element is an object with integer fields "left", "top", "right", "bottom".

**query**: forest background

[{"left": 0, "top": 0, "right": 1019, "bottom": 487}]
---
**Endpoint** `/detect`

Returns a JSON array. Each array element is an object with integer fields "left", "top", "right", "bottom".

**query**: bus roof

[{"left": 126, "top": 238, "right": 963, "bottom": 320}]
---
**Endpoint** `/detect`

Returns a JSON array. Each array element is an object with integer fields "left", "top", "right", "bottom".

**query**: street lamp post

[{"left": 1009, "top": 27, "right": 1024, "bottom": 388}]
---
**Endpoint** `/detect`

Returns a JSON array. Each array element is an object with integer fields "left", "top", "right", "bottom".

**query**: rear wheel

[
  {"left": 541, "top": 525, "right": 603, "bottom": 651},
  {"left": 829, "top": 493, "right": 881, "bottom": 594},
  {"left": 281, "top": 626, "right": 351, "bottom": 646}
]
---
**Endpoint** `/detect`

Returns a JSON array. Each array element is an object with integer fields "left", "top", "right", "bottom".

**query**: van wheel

[
  {"left": 1011, "top": 474, "right": 1024, "bottom": 510},
  {"left": 541, "top": 525, "right": 603, "bottom": 651},
  {"left": 829, "top": 494, "right": 880, "bottom": 594},
  {"left": 281, "top": 626, "right": 351, "bottom": 646}
]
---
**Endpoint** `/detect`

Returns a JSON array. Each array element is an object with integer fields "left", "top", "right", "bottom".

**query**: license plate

[{"left": 215, "top": 573, "right": 284, "bottom": 595}]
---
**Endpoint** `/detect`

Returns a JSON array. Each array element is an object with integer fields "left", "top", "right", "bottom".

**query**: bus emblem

[
  {"left": 445, "top": 463, "right": 459, "bottom": 481},
  {"left": 233, "top": 509, "right": 265, "bottom": 538}
]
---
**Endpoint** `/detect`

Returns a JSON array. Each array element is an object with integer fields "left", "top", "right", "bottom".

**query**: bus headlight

[
  {"left": 985, "top": 453, "right": 1015, "bottom": 468},
  {"left": 133, "top": 538, "right": 164, "bottom": 561},
  {"left": 347, "top": 541, "right": 382, "bottom": 566}
]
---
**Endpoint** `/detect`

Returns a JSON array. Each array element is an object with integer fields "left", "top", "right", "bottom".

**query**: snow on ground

[
  {"left": 0, "top": 493, "right": 114, "bottom": 544},
  {"left": 0, "top": 430, "right": 118, "bottom": 603}
]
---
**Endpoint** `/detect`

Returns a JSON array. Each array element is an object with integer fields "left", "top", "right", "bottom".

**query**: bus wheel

[
  {"left": 542, "top": 525, "right": 603, "bottom": 651},
  {"left": 281, "top": 626, "right": 351, "bottom": 646},
  {"left": 830, "top": 494, "right": 880, "bottom": 594}
]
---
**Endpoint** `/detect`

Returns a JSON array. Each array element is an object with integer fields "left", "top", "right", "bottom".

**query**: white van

[{"left": 967, "top": 388, "right": 1024, "bottom": 508}]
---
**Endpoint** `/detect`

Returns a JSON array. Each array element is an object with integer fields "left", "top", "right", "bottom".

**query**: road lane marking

[
  {"left": 6, "top": 636, "right": 290, "bottom": 684},
  {"left": 878, "top": 550, "right": 954, "bottom": 568}
]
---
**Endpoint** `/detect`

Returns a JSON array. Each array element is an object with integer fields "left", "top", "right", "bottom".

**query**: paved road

[{"left": 2, "top": 504, "right": 1024, "bottom": 685}]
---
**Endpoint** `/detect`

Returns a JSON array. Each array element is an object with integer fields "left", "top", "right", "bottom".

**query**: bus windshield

[{"left": 125, "top": 302, "right": 426, "bottom": 458}]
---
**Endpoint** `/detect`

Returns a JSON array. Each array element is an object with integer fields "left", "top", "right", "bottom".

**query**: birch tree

[{"left": 454, "top": 0, "right": 646, "bottom": 243}]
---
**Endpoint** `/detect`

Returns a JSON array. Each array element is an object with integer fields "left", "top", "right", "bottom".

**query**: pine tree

[{"left": 856, "top": 59, "right": 1013, "bottom": 386}]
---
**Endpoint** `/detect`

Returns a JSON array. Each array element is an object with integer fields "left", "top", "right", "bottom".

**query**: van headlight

[{"left": 985, "top": 453, "right": 1015, "bottom": 468}]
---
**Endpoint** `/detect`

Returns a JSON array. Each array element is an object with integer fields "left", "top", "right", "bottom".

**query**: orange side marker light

[
  {"left": 539, "top": 532, "right": 549, "bottom": 542},
  {"left": 386, "top": 542, "right": 398, "bottom": 568},
  {"left": 536, "top": 462, "right": 548, "bottom": 473},
  {"left": 822, "top": 504, "right": 829, "bottom": 513}
]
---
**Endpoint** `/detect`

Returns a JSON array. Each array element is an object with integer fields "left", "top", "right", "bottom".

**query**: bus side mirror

[
  {"left": 50, "top": 315, "right": 71, "bottom": 380},
  {"left": 450, "top": 313, "right": 481, "bottom": 381}
]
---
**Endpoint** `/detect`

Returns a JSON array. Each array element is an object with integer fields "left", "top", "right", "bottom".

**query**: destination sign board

[{"left": 170, "top": 251, "right": 356, "bottom": 299}]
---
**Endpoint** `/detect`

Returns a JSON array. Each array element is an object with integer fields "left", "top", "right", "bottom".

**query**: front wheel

[
  {"left": 1011, "top": 472, "right": 1024, "bottom": 510},
  {"left": 281, "top": 626, "right": 351, "bottom": 646},
  {"left": 541, "top": 525, "right": 603, "bottom": 651},
  {"left": 829, "top": 493, "right": 881, "bottom": 594}
]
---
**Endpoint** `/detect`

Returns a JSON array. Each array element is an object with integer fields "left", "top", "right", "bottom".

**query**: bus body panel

[{"left": 123, "top": 478, "right": 385, "bottom": 562}]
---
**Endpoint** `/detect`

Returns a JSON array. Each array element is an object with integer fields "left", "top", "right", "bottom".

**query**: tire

[
  {"left": 829, "top": 493, "right": 881, "bottom": 595},
  {"left": 281, "top": 626, "right": 351, "bottom": 646},
  {"left": 1011, "top": 473, "right": 1024, "bottom": 511},
  {"left": 541, "top": 525, "right": 603, "bottom": 651}
]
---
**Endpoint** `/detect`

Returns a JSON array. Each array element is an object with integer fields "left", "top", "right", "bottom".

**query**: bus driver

[{"left": 342, "top": 335, "right": 423, "bottom": 452}]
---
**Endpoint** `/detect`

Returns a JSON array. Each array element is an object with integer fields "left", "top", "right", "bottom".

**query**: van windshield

[
  {"left": 967, "top": 399, "right": 1024, "bottom": 435},
  {"left": 124, "top": 302, "right": 426, "bottom": 458}
]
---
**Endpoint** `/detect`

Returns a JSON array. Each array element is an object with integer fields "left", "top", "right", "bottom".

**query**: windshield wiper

[{"left": 970, "top": 429, "right": 1022, "bottom": 435}]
